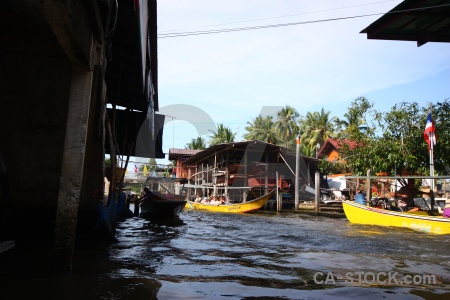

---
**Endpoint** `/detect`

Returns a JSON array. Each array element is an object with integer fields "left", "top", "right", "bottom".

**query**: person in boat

[
  {"left": 388, "top": 180, "right": 418, "bottom": 200},
  {"left": 387, "top": 180, "right": 420, "bottom": 211},
  {"left": 354, "top": 189, "right": 366, "bottom": 205},
  {"left": 210, "top": 196, "right": 220, "bottom": 205},
  {"left": 397, "top": 196, "right": 420, "bottom": 212},
  {"left": 136, "top": 187, "right": 155, "bottom": 203},
  {"left": 201, "top": 196, "right": 209, "bottom": 204}
]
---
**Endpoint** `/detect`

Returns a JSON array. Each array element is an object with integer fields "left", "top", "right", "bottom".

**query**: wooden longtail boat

[
  {"left": 139, "top": 177, "right": 188, "bottom": 219},
  {"left": 140, "top": 198, "right": 187, "bottom": 219},
  {"left": 342, "top": 200, "right": 450, "bottom": 234},
  {"left": 186, "top": 188, "right": 275, "bottom": 213}
]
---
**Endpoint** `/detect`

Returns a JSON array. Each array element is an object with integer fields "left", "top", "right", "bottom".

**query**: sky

[{"left": 130, "top": 0, "right": 450, "bottom": 170}]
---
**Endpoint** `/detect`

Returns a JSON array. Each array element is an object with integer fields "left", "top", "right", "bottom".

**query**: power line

[
  {"left": 159, "top": 0, "right": 397, "bottom": 34},
  {"left": 158, "top": 4, "right": 450, "bottom": 39}
]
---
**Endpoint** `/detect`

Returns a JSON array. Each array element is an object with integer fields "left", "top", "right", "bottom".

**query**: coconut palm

[
  {"left": 243, "top": 115, "right": 278, "bottom": 144},
  {"left": 300, "top": 143, "right": 315, "bottom": 157},
  {"left": 185, "top": 137, "right": 207, "bottom": 150},
  {"left": 209, "top": 123, "right": 236, "bottom": 146},
  {"left": 275, "top": 106, "right": 299, "bottom": 148},
  {"left": 337, "top": 109, "right": 366, "bottom": 131},
  {"left": 299, "top": 108, "right": 337, "bottom": 153}
]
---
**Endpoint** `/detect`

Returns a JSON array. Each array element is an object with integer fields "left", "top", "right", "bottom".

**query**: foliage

[
  {"left": 430, "top": 100, "right": 450, "bottom": 174},
  {"left": 186, "top": 137, "right": 207, "bottom": 150},
  {"left": 275, "top": 106, "right": 299, "bottom": 148},
  {"left": 243, "top": 115, "right": 279, "bottom": 144},
  {"left": 300, "top": 143, "right": 315, "bottom": 157},
  {"left": 239, "top": 96, "right": 450, "bottom": 178},
  {"left": 209, "top": 123, "right": 236, "bottom": 146},
  {"left": 148, "top": 158, "right": 158, "bottom": 171},
  {"left": 318, "top": 158, "right": 348, "bottom": 175},
  {"left": 336, "top": 97, "right": 450, "bottom": 176},
  {"left": 298, "top": 108, "right": 337, "bottom": 155}
]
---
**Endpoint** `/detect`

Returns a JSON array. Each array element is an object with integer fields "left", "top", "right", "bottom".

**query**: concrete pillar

[{"left": 52, "top": 67, "right": 93, "bottom": 271}]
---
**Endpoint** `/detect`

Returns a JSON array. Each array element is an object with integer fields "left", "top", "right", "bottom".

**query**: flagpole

[{"left": 429, "top": 105, "right": 435, "bottom": 211}]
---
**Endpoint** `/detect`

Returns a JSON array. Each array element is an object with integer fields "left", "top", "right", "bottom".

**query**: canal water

[{"left": 1, "top": 208, "right": 450, "bottom": 299}]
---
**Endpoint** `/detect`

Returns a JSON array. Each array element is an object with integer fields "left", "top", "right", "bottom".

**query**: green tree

[
  {"left": 148, "top": 158, "right": 157, "bottom": 172},
  {"left": 243, "top": 115, "right": 278, "bottom": 144},
  {"left": 337, "top": 98, "right": 450, "bottom": 177},
  {"left": 430, "top": 99, "right": 450, "bottom": 174},
  {"left": 336, "top": 98, "right": 367, "bottom": 133},
  {"left": 186, "top": 137, "right": 207, "bottom": 150},
  {"left": 299, "top": 108, "right": 337, "bottom": 156},
  {"left": 300, "top": 142, "right": 315, "bottom": 157},
  {"left": 209, "top": 123, "right": 236, "bottom": 146},
  {"left": 275, "top": 106, "right": 299, "bottom": 148}
]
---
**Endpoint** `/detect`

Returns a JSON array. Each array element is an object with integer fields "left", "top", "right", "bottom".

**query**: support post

[
  {"left": 53, "top": 67, "right": 92, "bottom": 271},
  {"left": 295, "top": 136, "right": 300, "bottom": 210},
  {"left": 314, "top": 171, "right": 320, "bottom": 213},
  {"left": 265, "top": 152, "right": 269, "bottom": 194},
  {"left": 366, "top": 169, "right": 371, "bottom": 206},
  {"left": 243, "top": 150, "right": 248, "bottom": 202},
  {"left": 276, "top": 171, "right": 282, "bottom": 212}
]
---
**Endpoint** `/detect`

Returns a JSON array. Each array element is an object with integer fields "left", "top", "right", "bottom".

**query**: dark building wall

[
  {"left": 0, "top": 2, "right": 107, "bottom": 241},
  {"left": 0, "top": 10, "right": 73, "bottom": 239},
  {"left": 0, "top": 1, "right": 158, "bottom": 253}
]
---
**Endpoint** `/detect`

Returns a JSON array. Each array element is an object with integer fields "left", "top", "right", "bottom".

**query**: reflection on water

[{"left": 1, "top": 210, "right": 449, "bottom": 299}]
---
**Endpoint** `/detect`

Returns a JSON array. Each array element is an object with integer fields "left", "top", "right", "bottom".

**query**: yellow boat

[
  {"left": 342, "top": 200, "right": 450, "bottom": 234},
  {"left": 186, "top": 189, "right": 275, "bottom": 213}
]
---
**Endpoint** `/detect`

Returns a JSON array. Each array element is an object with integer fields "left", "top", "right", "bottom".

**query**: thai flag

[
  {"left": 423, "top": 112, "right": 437, "bottom": 150},
  {"left": 134, "top": 164, "right": 138, "bottom": 173}
]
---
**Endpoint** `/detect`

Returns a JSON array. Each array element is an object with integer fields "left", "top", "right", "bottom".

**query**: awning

[
  {"left": 361, "top": 0, "right": 450, "bottom": 46},
  {"left": 106, "top": 109, "right": 165, "bottom": 159}
]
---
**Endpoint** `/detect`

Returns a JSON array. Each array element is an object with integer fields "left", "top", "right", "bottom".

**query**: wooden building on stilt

[{"left": 177, "top": 140, "right": 321, "bottom": 205}]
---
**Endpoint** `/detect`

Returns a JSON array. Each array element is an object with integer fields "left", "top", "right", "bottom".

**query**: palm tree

[
  {"left": 300, "top": 143, "right": 315, "bottom": 157},
  {"left": 299, "top": 108, "right": 337, "bottom": 154},
  {"left": 338, "top": 110, "right": 365, "bottom": 130},
  {"left": 209, "top": 123, "right": 236, "bottom": 146},
  {"left": 243, "top": 115, "right": 278, "bottom": 144},
  {"left": 185, "top": 137, "right": 207, "bottom": 150},
  {"left": 275, "top": 106, "right": 299, "bottom": 148}
]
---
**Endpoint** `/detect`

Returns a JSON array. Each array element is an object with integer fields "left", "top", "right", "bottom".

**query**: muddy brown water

[{"left": 1, "top": 208, "right": 449, "bottom": 299}]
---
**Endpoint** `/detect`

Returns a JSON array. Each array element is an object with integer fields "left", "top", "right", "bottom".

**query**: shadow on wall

[{"left": 0, "top": 149, "right": 11, "bottom": 241}]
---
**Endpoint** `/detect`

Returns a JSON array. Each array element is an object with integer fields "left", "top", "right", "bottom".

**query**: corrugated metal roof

[
  {"left": 181, "top": 140, "right": 318, "bottom": 165},
  {"left": 168, "top": 148, "right": 203, "bottom": 160},
  {"left": 361, "top": 0, "right": 450, "bottom": 46}
]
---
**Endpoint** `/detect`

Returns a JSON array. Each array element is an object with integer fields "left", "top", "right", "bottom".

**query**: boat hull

[
  {"left": 140, "top": 199, "right": 187, "bottom": 219},
  {"left": 187, "top": 189, "right": 275, "bottom": 213},
  {"left": 342, "top": 200, "right": 450, "bottom": 234}
]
